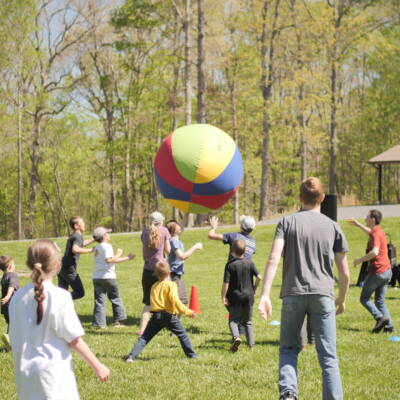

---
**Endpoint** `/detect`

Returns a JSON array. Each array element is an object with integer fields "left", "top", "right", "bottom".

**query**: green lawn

[{"left": 1, "top": 219, "right": 400, "bottom": 399}]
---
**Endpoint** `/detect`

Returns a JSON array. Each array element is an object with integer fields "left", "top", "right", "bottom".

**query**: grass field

[{"left": 1, "top": 218, "right": 400, "bottom": 400}]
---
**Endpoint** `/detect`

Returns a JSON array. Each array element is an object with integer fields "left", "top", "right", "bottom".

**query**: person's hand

[
  {"left": 106, "top": 229, "right": 113, "bottom": 233},
  {"left": 353, "top": 258, "right": 362, "bottom": 267},
  {"left": 346, "top": 218, "right": 359, "bottom": 227},
  {"left": 209, "top": 216, "right": 218, "bottom": 229},
  {"left": 222, "top": 297, "right": 229, "bottom": 307},
  {"left": 195, "top": 242, "right": 203, "bottom": 251},
  {"left": 258, "top": 295, "right": 272, "bottom": 320},
  {"left": 335, "top": 299, "right": 346, "bottom": 315},
  {"left": 0, "top": 296, "right": 9, "bottom": 305},
  {"left": 127, "top": 253, "right": 135, "bottom": 260},
  {"left": 95, "top": 363, "right": 110, "bottom": 382},
  {"left": 189, "top": 311, "right": 197, "bottom": 319},
  {"left": 116, "top": 248, "right": 123, "bottom": 257}
]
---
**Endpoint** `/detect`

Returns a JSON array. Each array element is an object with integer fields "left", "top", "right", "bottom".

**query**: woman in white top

[{"left": 9, "top": 239, "right": 110, "bottom": 400}]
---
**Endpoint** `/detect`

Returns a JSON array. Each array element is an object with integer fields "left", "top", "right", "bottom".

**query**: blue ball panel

[
  {"left": 154, "top": 169, "right": 191, "bottom": 202},
  {"left": 193, "top": 146, "right": 243, "bottom": 196}
]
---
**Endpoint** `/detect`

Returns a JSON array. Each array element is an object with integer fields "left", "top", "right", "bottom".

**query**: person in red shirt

[{"left": 348, "top": 209, "right": 394, "bottom": 333}]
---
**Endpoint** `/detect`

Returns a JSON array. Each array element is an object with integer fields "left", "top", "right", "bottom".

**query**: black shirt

[
  {"left": 224, "top": 258, "right": 259, "bottom": 305},
  {"left": 61, "top": 232, "right": 84, "bottom": 272},
  {"left": 1, "top": 271, "right": 19, "bottom": 314}
]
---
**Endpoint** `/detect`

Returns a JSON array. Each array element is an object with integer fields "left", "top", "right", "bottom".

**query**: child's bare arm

[
  {"left": 0, "top": 287, "right": 15, "bottom": 305},
  {"left": 69, "top": 337, "right": 110, "bottom": 382},
  {"left": 221, "top": 282, "right": 229, "bottom": 306},
  {"left": 106, "top": 253, "right": 135, "bottom": 264},
  {"left": 175, "top": 243, "right": 203, "bottom": 260},
  {"left": 254, "top": 274, "right": 262, "bottom": 293},
  {"left": 208, "top": 216, "right": 224, "bottom": 240},
  {"left": 72, "top": 244, "right": 94, "bottom": 255}
]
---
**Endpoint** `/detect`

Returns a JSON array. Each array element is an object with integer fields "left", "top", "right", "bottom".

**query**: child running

[
  {"left": 59, "top": 216, "right": 95, "bottom": 300},
  {"left": 0, "top": 256, "right": 19, "bottom": 350},
  {"left": 92, "top": 227, "right": 135, "bottom": 328},
  {"left": 124, "top": 260, "right": 197, "bottom": 362},
  {"left": 221, "top": 239, "right": 261, "bottom": 351},
  {"left": 166, "top": 220, "right": 202, "bottom": 304},
  {"left": 9, "top": 239, "right": 110, "bottom": 400}
]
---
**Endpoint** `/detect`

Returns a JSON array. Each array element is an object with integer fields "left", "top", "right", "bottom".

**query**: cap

[
  {"left": 240, "top": 215, "right": 256, "bottom": 232},
  {"left": 149, "top": 211, "right": 165, "bottom": 225},
  {"left": 93, "top": 227, "right": 108, "bottom": 241}
]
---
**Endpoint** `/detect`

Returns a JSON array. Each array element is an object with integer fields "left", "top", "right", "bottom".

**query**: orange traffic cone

[{"left": 189, "top": 285, "right": 201, "bottom": 314}]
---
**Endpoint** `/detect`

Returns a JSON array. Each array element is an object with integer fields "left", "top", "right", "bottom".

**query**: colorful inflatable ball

[{"left": 154, "top": 124, "right": 243, "bottom": 213}]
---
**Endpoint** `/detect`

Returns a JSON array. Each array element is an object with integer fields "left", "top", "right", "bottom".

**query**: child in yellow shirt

[{"left": 124, "top": 260, "right": 197, "bottom": 361}]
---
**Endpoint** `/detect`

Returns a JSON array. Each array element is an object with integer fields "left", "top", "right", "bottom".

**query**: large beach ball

[{"left": 154, "top": 124, "right": 243, "bottom": 213}]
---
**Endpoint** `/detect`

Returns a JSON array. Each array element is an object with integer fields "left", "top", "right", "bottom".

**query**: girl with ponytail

[
  {"left": 9, "top": 240, "right": 109, "bottom": 400},
  {"left": 139, "top": 211, "right": 171, "bottom": 334}
]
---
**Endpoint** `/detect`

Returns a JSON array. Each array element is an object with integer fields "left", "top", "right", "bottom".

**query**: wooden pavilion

[{"left": 368, "top": 144, "right": 400, "bottom": 204}]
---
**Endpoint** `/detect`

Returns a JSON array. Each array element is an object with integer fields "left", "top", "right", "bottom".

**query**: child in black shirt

[{"left": 221, "top": 240, "right": 261, "bottom": 351}]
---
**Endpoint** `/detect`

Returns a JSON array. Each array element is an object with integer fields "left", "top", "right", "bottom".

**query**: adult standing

[
  {"left": 348, "top": 210, "right": 394, "bottom": 333},
  {"left": 258, "top": 177, "right": 350, "bottom": 400},
  {"left": 139, "top": 211, "right": 171, "bottom": 334}
]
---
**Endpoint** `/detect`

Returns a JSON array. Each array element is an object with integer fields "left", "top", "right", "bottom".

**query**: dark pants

[
  {"left": 2, "top": 311, "right": 9, "bottom": 333},
  {"left": 58, "top": 269, "right": 85, "bottom": 300},
  {"left": 228, "top": 304, "right": 254, "bottom": 346},
  {"left": 128, "top": 311, "right": 196, "bottom": 359}
]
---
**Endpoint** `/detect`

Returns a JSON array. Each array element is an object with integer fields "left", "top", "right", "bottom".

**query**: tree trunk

[
  {"left": 17, "top": 86, "right": 23, "bottom": 239},
  {"left": 329, "top": 55, "right": 338, "bottom": 195},
  {"left": 106, "top": 110, "right": 117, "bottom": 231}
]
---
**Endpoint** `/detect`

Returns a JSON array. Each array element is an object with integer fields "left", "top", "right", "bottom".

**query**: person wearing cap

[
  {"left": 208, "top": 215, "right": 257, "bottom": 265},
  {"left": 139, "top": 211, "right": 171, "bottom": 334},
  {"left": 92, "top": 227, "right": 135, "bottom": 328},
  {"left": 58, "top": 216, "right": 95, "bottom": 300}
]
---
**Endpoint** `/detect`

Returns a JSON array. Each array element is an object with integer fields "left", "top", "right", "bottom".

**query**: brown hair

[
  {"left": 300, "top": 177, "right": 324, "bottom": 206},
  {"left": 148, "top": 224, "right": 161, "bottom": 249},
  {"left": 26, "top": 240, "right": 61, "bottom": 324},
  {"left": 69, "top": 216, "right": 82, "bottom": 230},
  {"left": 154, "top": 260, "right": 170, "bottom": 280},
  {"left": 232, "top": 239, "right": 246, "bottom": 257},
  {"left": 166, "top": 221, "right": 180, "bottom": 236},
  {"left": 0, "top": 255, "right": 13, "bottom": 272}
]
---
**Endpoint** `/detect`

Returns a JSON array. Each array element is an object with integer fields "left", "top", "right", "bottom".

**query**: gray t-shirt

[{"left": 274, "top": 210, "right": 349, "bottom": 299}]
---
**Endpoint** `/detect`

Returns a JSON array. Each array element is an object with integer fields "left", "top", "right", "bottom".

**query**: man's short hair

[
  {"left": 154, "top": 260, "right": 170, "bottom": 280},
  {"left": 69, "top": 216, "right": 82, "bottom": 230},
  {"left": 300, "top": 177, "right": 324, "bottom": 206},
  {"left": 368, "top": 209, "right": 382, "bottom": 225},
  {"left": 232, "top": 239, "right": 246, "bottom": 257}
]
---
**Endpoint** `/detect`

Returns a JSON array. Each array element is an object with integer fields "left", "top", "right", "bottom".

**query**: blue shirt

[
  {"left": 223, "top": 232, "right": 256, "bottom": 264},
  {"left": 168, "top": 237, "right": 185, "bottom": 275}
]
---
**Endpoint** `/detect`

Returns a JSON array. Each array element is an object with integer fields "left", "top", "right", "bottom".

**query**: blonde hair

[
  {"left": 26, "top": 240, "right": 61, "bottom": 324},
  {"left": 148, "top": 224, "right": 161, "bottom": 248},
  {"left": 154, "top": 260, "right": 170, "bottom": 280},
  {"left": 300, "top": 177, "right": 324, "bottom": 206},
  {"left": 0, "top": 255, "right": 13, "bottom": 271}
]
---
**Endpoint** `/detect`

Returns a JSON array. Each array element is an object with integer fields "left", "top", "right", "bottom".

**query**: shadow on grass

[
  {"left": 78, "top": 314, "right": 140, "bottom": 327},
  {"left": 341, "top": 327, "right": 364, "bottom": 332}
]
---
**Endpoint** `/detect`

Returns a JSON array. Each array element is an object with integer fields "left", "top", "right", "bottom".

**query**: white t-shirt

[
  {"left": 93, "top": 242, "right": 116, "bottom": 279},
  {"left": 9, "top": 280, "right": 84, "bottom": 400}
]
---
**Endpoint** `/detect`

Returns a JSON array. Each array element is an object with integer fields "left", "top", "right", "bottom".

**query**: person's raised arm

[
  {"left": 334, "top": 252, "right": 350, "bottom": 315},
  {"left": 258, "top": 238, "right": 284, "bottom": 320},
  {"left": 72, "top": 244, "right": 94, "bottom": 255},
  {"left": 175, "top": 243, "right": 203, "bottom": 260},
  {"left": 208, "top": 216, "right": 224, "bottom": 240},
  {"left": 346, "top": 218, "right": 370, "bottom": 236},
  {"left": 69, "top": 337, "right": 110, "bottom": 382}
]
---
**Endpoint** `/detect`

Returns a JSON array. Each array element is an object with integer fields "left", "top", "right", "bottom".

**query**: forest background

[{"left": 0, "top": 0, "right": 399, "bottom": 240}]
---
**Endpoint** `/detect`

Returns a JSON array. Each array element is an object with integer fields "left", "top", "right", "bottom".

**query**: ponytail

[
  {"left": 31, "top": 263, "right": 45, "bottom": 324},
  {"left": 148, "top": 224, "right": 160, "bottom": 249}
]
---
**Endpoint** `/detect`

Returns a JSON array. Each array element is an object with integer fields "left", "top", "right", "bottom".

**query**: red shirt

[{"left": 368, "top": 225, "right": 391, "bottom": 275}]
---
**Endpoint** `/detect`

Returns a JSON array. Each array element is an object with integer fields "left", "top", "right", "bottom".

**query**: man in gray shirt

[{"left": 258, "top": 177, "right": 350, "bottom": 400}]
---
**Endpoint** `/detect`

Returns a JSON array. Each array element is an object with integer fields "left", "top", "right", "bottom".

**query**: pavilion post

[{"left": 377, "top": 164, "right": 382, "bottom": 204}]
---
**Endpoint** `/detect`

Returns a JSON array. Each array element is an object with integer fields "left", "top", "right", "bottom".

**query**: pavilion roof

[{"left": 368, "top": 144, "right": 400, "bottom": 164}]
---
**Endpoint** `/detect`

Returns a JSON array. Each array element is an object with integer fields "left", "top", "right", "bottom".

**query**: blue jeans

[
  {"left": 360, "top": 269, "right": 393, "bottom": 327},
  {"left": 93, "top": 279, "right": 126, "bottom": 327},
  {"left": 279, "top": 295, "right": 342, "bottom": 400},
  {"left": 128, "top": 311, "right": 196, "bottom": 358}
]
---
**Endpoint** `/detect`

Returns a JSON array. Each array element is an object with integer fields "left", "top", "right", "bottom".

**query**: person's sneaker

[
  {"left": 123, "top": 355, "right": 134, "bottom": 363},
  {"left": 230, "top": 337, "right": 241, "bottom": 352},
  {"left": 1, "top": 333, "right": 11, "bottom": 351},
  {"left": 92, "top": 325, "right": 107, "bottom": 329},
  {"left": 279, "top": 391, "right": 297, "bottom": 400},
  {"left": 384, "top": 326, "right": 394, "bottom": 333},
  {"left": 113, "top": 321, "right": 125, "bottom": 328},
  {"left": 372, "top": 317, "right": 389, "bottom": 333}
]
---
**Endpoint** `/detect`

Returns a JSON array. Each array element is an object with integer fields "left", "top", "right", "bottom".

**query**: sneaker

[
  {"left": 113, "top": 321, "right": 125, "bottom": 328},
  {"left": 123, "top": 355, "right": 134, "bottom": 363},
  {"left": 230, "top": 337, "right": 241, "bottom": 352},
  {"left": 279, "top": 391, "right": 297, "bottom": 400},
  {"left": 1, "top": 333, "right": 11, "bottom": 351},
  {"left": 384, "top": 326, "right": 394, "bottom": 333},
  {"left": 92, "top": 325, "right": 107, "bottom": 329},
  {"left": 372, "top": 317, "right": 389, "bottom": 333}
]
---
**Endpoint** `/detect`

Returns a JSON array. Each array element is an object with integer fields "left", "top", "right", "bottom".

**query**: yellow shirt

[{"left": 150, "top": 280, "right": 193, "bottom": 317}]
